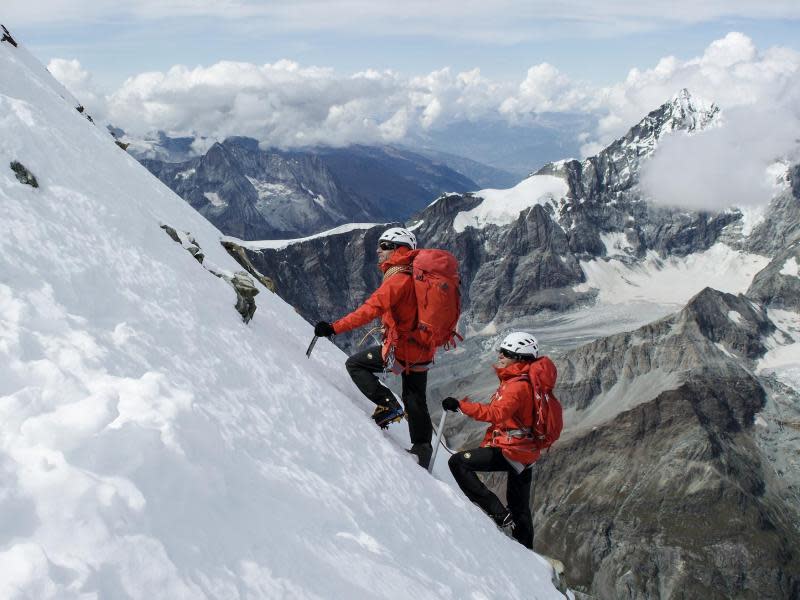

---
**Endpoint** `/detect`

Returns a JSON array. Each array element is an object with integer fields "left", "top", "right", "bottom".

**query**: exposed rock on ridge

[
  {"left": 220, "top": 239, "right": 276, "bottom": 293},
  {"left": 1, "top": 24, "right": 18, "bottom": 47},
  {"left": 161, "top": 224, "right": 263, "bottom": 322},
  {"left": 10, "top": 160, "right": 38, "bottom": 187}
]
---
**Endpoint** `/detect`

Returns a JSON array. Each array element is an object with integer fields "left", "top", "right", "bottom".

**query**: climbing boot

[
  {"left": 407, "top": 442, "right": 433, "bottom": 469},
  {"left": 372, "top": 399, "right": 404, "bottom": 429},
  {"left": 492, "top": 510, "right": 515, "bottom": 535}
]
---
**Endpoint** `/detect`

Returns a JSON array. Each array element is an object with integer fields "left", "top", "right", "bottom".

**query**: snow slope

[
  {"left": 0, "top": 38, "right": 561, "bottom": 599},
  {"left": 223, "top": 223, "right": 380, "bottom": 251},
  {"left": 452, "top": 175, "right": 568, "bottom": 233}
]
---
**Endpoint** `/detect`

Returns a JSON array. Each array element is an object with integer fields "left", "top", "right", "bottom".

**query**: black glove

[
  {"left": 314, "top": 321, "right": 335, "bottom": 337},
  {"left": 442, "top": 397, "right": 460, "bottom": 412}
]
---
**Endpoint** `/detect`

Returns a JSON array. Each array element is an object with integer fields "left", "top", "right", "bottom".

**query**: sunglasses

[
  {"left": 378, "top": 241, "right": 398, "bottom": 251},
  {"left": 499, "top": 348, "right": 517, "bottom": 359}
]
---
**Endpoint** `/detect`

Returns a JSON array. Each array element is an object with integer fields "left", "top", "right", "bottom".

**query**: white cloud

[
  {"left": 87, "top": 62, "right": 510, "bottom": 148},
  {"left": 500, "top": 63, "right": 592, "bottom": 118},
  {"left": 702, "top": 30, "right": 757, "bottom": 67},
  {"left": 640, "top": 105, "right": 800, "bottom": 210},
  {"left": 587, "top": 33, "right": 800, "bottom": 146},
  {"left": 46, "top": 58, "right": 107, "bottom": 120},
  {"left": 45, "top": 32, "right": 800, "bottom": 213},
  {"left": 612, "top": 32, "right": 800, "bottom": 211}
]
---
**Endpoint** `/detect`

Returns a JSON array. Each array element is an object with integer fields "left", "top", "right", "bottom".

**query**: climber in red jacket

[
  {"left": 314, "top": 227, "right": 435, "bottom": 468},
  {"left": 442, "top": 332, "right": 558, "bottom": 549}
]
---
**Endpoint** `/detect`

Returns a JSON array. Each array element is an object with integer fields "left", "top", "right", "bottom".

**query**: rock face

[
  {"left": 746, "top": 164, "right": 800, "bottom": 256},
  {"left": 160, "top": 224, "right": 265, "bottom": 323},
  {"left": 533, "top": 288, "right": 798, "bottom": 599},
  {"left": 10, "top": 161, "right": 38, "bottom": 187},
  {"left": 747, "top": 244, "right": 800, "bottom": 312},
  {"left": 743, "top": 166, "right": 800, "bottom": 311},
  {"left": 139, "top": 138, "right": 477, "bottom": 240},
  {"left": 1, "top": 24, "right": 18, "bottom": 47}
]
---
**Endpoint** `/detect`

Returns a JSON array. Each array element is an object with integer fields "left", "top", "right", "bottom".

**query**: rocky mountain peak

[
  {"left": 536, "top": 89, "right": 719, "bottom": 198},
  {"left": 203, "top": 141, "right": 233, "bottom": 165},
  {"left": 664, "top": 88, "right": 719, "bottom": 133},
  {"left": 619, "top": 88, "right": 719, "bottom": 158},
  {"left": 596, "top": 88, "right": 718, "bottom": 169},
  {"left": 676, "top": 286, "right": 774, "bottom": 360},
  {"left": 517, "top": 89, "right": 736, "bottom": 261}
]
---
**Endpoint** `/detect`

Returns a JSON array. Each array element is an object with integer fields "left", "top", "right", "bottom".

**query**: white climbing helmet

[
  {"left": 379, "top": 227, "right": 417, "bottom": 250},
  {"left": 499, "top": 332, "right": 540, "bottom": 359}
]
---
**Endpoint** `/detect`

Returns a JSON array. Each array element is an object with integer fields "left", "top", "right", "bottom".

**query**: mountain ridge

[
  {"left": 139, "top": 137, "right": 478, "bottom": 240},
  {"left": 0, "top": 26, "right": 563, "bottom": 600}
]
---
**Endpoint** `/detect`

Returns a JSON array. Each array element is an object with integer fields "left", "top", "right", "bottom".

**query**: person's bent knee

[
  {"left": 345, "top": 354, "right": 359, "bottom": 372},
  {"left": 448, "top": 452, "right": 465, "bottom": 472}
]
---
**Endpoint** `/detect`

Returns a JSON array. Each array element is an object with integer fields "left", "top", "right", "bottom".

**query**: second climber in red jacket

[
  {"left": 441, "top": 332, "right": 557, "bottom": 549},
  {"left": 314, "top": 227, "right": 435, "bottom": 468}
]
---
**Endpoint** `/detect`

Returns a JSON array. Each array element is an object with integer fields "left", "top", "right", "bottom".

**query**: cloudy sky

[{"left": 5, "top": 1, "right": 800, "bottom": 208}]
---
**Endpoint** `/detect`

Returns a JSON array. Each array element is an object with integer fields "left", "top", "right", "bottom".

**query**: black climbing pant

[
  {"left": 448, "top": 446, "right": 534, "bottom": 549},
  {"left": 345, "top": 345, "right": 432, "bottom": 445}
]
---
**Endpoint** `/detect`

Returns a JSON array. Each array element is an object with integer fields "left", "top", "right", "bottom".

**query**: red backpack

[
  {"left": 408, "top": 249, "right": 462, "bottom": 353},
  {"left": 517, "top": 356, "right": 563, "bottom": 450}
]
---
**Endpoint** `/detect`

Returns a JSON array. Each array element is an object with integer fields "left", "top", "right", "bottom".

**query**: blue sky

[{"left": 7, "top": 2, "right": 800, "bottom": 88}]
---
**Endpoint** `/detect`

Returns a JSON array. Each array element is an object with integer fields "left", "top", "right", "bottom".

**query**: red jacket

[
  {"left": 333, "top": 247, "right": 434, "bottom": 366},
  {"left": 459, "top": 357, "right": 557, "bottom": 465}
]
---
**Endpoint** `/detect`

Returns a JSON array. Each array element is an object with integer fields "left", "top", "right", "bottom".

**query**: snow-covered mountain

[
  {"left": 222, "top": 89, "right": 800, "bottom": 598},
  {"left": 0, "top": 27, "right": 565, "bottom": 599}
]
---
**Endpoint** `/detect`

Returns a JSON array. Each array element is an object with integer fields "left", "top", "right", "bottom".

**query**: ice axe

[
  {"left": 305, "top": 335, "right": 318, "bottom": 358},
  {"left": 428, "top": 410, "right": 448, "bottom": 474}
]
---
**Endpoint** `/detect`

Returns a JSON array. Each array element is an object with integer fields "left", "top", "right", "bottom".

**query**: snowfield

[
  {"left": 0, "top": 39, "right": 561, "bottom": 599},
  {"left": 574, "top": 243, "right": 770, "bottom": 307},
  {"left": 453, "top": 175, "right": 568, "bottom": 233},
  {"left": 225, "top": 223, "right": 381, "bottom": 251}
]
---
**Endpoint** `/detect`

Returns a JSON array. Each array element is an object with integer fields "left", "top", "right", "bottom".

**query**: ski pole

[
  {"left": 305, "top": 335, "right": 318, "bottom": 358},
  {"left": 428, "top": 410, "right": 448, "bottom": 473}
]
